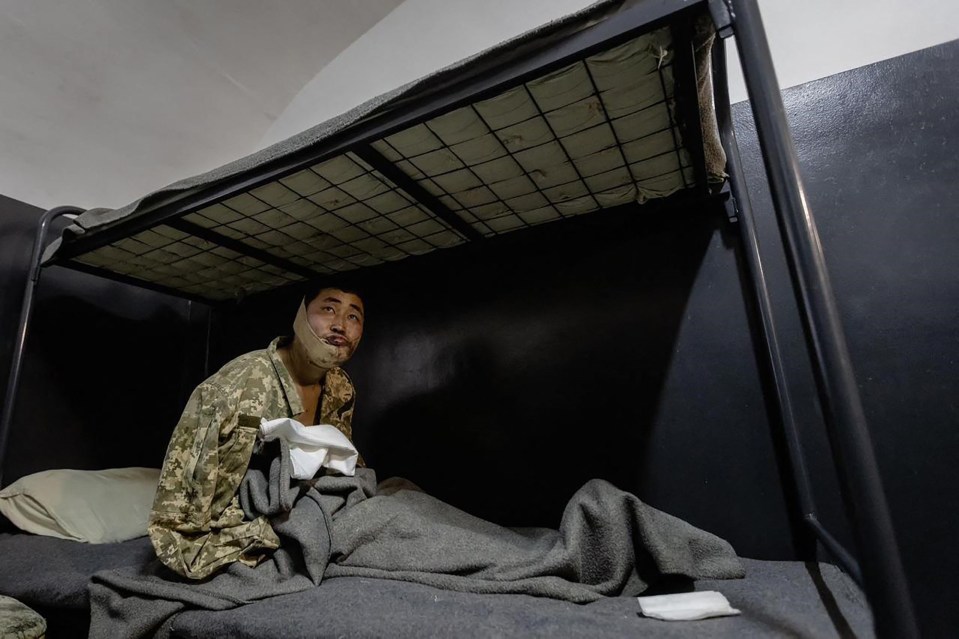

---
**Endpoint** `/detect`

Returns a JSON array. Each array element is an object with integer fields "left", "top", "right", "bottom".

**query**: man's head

[{"left": 292, "top": 283, "right": 365, "bottom": 370}]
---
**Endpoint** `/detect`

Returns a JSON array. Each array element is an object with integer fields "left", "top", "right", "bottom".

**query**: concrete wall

[
  {"left": 264, "top": 0, "right": 959, "bottom": 144},
  {"left": 0, "top": 0, "right": 401, "bottom": 210},
  {"left": 723, "top": 0, "right": 959, "bottom": 103},
  {"left": 260, "top": 0, "right": 596, "bottom": 146}
]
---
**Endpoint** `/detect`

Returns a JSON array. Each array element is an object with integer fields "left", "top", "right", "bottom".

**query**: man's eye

[
  {"left": 322, "top": 306, "right": 334, "bottom": 312},
  {"left": 349, "top": 314, "right": 360, "bottom": 322}
]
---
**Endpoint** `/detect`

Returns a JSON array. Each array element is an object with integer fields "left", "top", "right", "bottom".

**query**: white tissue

[
  {"left": 637, "top": 591, "right": 741, "bottom": 621},
  {"left": 259, "top": 417, "right": 358, "bottom": 479}
]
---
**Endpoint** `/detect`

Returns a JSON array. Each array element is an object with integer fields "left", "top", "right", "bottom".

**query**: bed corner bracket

[
  {"left": 718, "top": 185, "right": 739, "bottom": 225},
  {"left": 707, "top": 0, "right": 735, "bottom": 39}
]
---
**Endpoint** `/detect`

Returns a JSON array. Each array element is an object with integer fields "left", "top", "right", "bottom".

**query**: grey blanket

[{"left": 89, "top": 443, "right": 744, "bottom": 638}]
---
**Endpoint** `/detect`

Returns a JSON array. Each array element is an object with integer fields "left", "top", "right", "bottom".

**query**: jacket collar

[{"left": 268, "top": 336, "right": 304, "bottom": 416}]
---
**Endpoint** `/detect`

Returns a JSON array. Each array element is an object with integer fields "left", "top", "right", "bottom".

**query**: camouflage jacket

[{"left": 148, "top": 336, "right": 357, "bottom": 579}]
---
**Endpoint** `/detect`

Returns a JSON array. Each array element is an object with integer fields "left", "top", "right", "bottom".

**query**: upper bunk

[{"left": 40, "top": 0, "right": 727, "bottom": 304}]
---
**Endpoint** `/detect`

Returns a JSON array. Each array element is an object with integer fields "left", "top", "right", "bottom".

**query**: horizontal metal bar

[
  {"left": 61, "top": 260, "right": 213, "bottom": 304},
  {"left": 352, "top": 145, "right": 481, "bottom": 242},
  {"left": 164, "top": 218, "right": 323, "bottom": 281},
  {"left": 48, "top": 0, "right": 708, "bottom": 263},
  {"left": 225, "top": 190, "right": 727, "bottom": 309}
]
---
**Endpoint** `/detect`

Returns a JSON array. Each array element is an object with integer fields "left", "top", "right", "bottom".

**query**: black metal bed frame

[{"left": 0, "top": 1, "right": 919, "bottom": 636}]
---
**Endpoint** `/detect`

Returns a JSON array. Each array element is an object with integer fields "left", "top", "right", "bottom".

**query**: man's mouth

[{"left": 324, "top": 336, "right": 348, "bottom": 347}]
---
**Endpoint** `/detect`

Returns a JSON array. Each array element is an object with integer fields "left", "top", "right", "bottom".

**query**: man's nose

[{"left": 329, "top": 318, "right": 346, "bottom": 334}]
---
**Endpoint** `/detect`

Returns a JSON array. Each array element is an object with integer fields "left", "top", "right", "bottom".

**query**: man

[{"left": 148, "top": 284, "right": 365, "bottom": 579}]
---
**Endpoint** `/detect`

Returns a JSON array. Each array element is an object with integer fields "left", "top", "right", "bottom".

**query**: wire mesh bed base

[{"left": 42, "top": 1, "right": 722, "bottom": 303}]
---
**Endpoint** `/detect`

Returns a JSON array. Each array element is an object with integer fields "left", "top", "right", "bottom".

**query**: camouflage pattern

[
  {"left": 0, "top": 595, "right": 46, "bottom": 639},
  {"left": 149, "top": 336, "right": 358, "bottom": 580}
]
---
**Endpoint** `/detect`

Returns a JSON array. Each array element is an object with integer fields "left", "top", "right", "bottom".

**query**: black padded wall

[
  {"left": 211, "top": 200, "right": 799, "bottom": 560},
  {"left": 0, "top": 195, "right": 210, "bottom": 483},
  {"left": 0, "top": 196, "right": 38, "bottom": 392},
  {"left": 731, "top": 40, "right": 959, "bottom": 638}
]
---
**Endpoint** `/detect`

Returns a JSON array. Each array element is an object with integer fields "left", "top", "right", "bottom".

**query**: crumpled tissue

[
  {"left": 259, "top": 417, "right": 358, "bottom": 479},
  {"left": 637, "top": 591, "right": 741, "bottom": 621}
]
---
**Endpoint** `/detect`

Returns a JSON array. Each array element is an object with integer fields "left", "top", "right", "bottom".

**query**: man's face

[{"left": 305, "top": 288, "right": 364, "bottom": 365}]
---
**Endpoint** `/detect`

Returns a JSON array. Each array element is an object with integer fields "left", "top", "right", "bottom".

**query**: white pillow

[{"left": 0, "top": 467, "right": 160, "bottom": 543}]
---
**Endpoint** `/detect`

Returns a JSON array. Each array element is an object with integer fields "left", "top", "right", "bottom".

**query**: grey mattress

[
  {"left": 172, "top": 559, "right": 873, "bottom": 639},
  {"left": 0, "top": 533, "right": 874, "bottom": 638},
  {"left": 0, "top": 533, "right": 154, "bottom": 610}
]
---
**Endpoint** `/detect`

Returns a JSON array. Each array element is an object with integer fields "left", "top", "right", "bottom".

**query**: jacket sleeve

[{"left": 148, "top": 380, "right": 280, "bottom": 579}]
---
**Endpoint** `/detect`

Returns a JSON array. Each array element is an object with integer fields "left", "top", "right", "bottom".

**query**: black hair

[{"left": 303, "top": 279, "right": 365, "bottom": 305}]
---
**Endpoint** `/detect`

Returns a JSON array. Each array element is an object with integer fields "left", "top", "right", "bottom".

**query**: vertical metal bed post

[
  {"left": 724, "top": 0, "right": 919, "bottom": 637},
  {"left": 0, "top": 206, "right": 83, "bottom": 486},
  {"left": 709, "top": 36, "right": 867, "bottom": 582}
]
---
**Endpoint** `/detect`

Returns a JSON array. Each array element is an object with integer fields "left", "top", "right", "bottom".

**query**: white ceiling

[
  {"left": 0, "top": 0, "right": 402, "bottom": 210},
  {"left": 262, "top": 0, "right": 596, "bottom": 148}
]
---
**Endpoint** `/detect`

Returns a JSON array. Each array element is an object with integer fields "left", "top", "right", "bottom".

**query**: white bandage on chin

[{"left": 293, "top": 298, "right": 341, "bottom": 369}]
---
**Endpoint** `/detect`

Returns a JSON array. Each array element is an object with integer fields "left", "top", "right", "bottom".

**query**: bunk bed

[{"left": 0, "top": 0, "right": 916, "bottom": 636}]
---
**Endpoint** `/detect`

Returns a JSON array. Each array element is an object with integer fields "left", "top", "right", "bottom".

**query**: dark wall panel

[
  {"left": 732, "top": 39, "right": 959, "bottom": 638},
  {"left": 0, "top": 195, "right": 210, "bottom": 483},
  {"left": 0, "top": 196, "right": 39, "bottom": 391},
  {"left": 212, "top": 202, "right": 799, "bottom": 559}
]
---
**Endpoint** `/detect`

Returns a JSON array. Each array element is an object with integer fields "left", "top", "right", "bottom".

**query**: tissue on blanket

[
  {"left": 259, "top": 417, "right": 358, "bottom": 478},
  {"left": 637, "top": 590, "right": 741, "bottom": 621}
]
